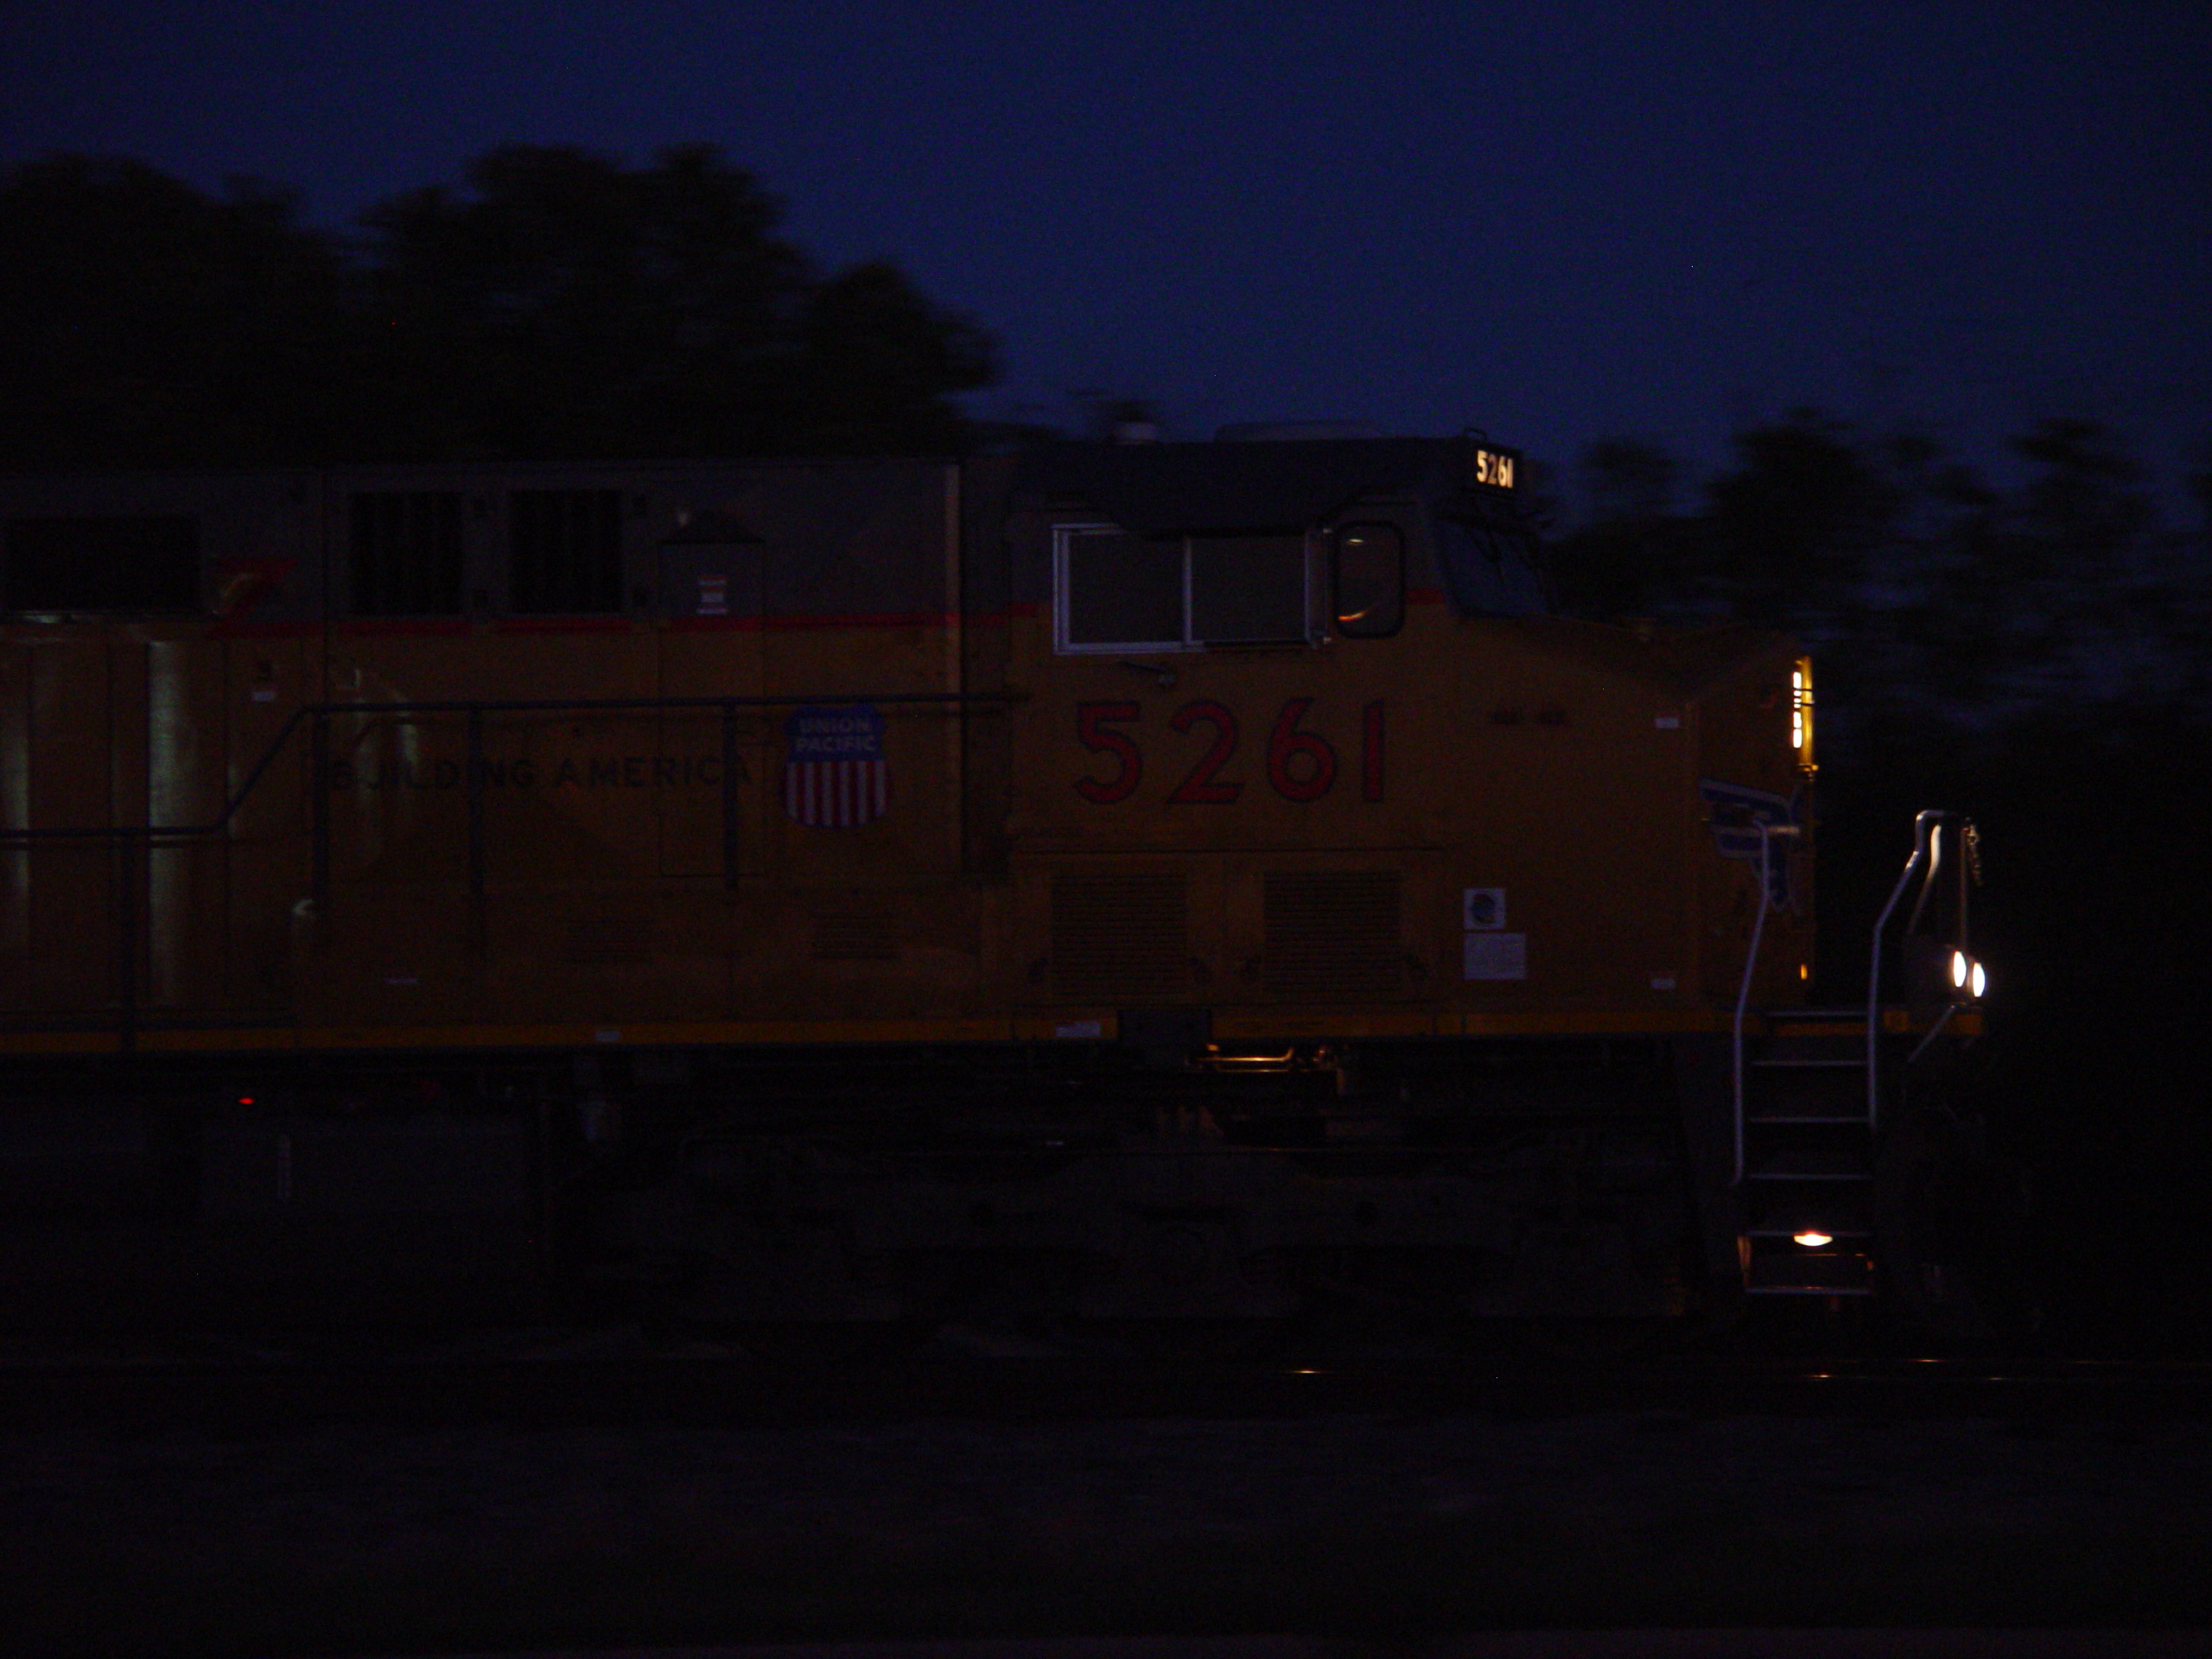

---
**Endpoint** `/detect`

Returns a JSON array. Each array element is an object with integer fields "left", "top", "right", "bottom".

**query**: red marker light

[{"left": 238, "top": 1096, "right": 254, "bottom": 1106}]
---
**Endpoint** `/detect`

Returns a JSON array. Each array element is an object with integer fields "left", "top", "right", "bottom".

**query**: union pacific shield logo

[{"left": 784, "top": 704, "right": 888, "bottom": 828}]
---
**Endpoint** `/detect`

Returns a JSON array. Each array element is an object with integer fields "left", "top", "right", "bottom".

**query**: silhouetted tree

[
  {"left": 354, "top": 143, "right": 995, "bottom": 461},
  {"left": 1551, "top": 410, "right": 2209, "bottom": 743},
  {"left": 1999, "top": 420, "right": 2172, "bottom": 700},
  {"left": 1700, "top": 409, "right": 1901, "bottom": 635},
  {"left": 1581, "top": 435, "right": 1680, "bottom": 524},
  {"left": 354, "top": 143, "right": 802, "bottom": 460},
  {"left": 0, "top": 145, "right": 997, "bottom": 467},
  {"left": 2192, "top": 449, "right": 2212, "bottom": 547},
  {"left": 1543, "top": 436, "right": 1697, "bottom": 619},
  {"left": 0, "top": 156, "right": 350, "bottom": 467},
  {"left": 1876, "top": 418, "right": 2196, "bottom": 724},
  {"left": 794, "top": 258, "right": 996, "bottom": 455}
]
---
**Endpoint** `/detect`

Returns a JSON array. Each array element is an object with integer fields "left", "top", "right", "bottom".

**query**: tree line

[
  {"left": 0, "top": 145, "right": 996, "bottom": 469},
  {"left": 1546, "top": 411, "right": 2212, "bottom": 753}
]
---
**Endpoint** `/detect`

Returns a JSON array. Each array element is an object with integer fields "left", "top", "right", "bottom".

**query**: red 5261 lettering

[{"left": 1075, "top": 698, "right": 1384, "bottom": 805}]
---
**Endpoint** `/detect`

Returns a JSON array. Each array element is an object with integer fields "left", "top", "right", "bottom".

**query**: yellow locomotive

[{"left": 0, "top": 432, "right": 1989, "bottom": 1332}]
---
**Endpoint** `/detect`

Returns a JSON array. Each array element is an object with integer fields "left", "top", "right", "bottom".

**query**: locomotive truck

[{"left": 0, "top": 430, "right": 1994, "bottom": 1336}]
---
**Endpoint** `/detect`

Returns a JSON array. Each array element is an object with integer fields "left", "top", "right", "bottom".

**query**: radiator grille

[
  {"left": 1050, "top": 872, "right": 1188, "bottom": 1001},
  {"left": 1263, "top": 872, "right": 1402, "bottom": 996}
]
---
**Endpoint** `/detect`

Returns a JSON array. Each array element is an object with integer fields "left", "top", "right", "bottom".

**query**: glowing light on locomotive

[
  {"left": 1791, "top": 659, "right": 1815, "bottom": 772},
  {"left": 1949, "top": 950, "right": 1989, "bottom": 1001},
  {"left": 1793, "top": 1231, "right": 1834, "bottom": 1249}
]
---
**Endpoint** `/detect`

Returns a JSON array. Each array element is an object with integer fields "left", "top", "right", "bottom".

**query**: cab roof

[{"left": 1014, "top": 435, "right": 1506, "bottom": 536}]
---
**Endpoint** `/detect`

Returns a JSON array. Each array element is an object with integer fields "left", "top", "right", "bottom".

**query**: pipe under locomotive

[{"left": 0, "top": 433, "right": 1994, "bottom": 1336}]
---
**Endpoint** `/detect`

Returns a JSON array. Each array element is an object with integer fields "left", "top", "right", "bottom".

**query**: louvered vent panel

[
  {"left": 1050, "top": 873, "right": 1188, "bottom": 1000},
  {"left": 1263, "top": 872, "right": 1402, "bottom": 996}
]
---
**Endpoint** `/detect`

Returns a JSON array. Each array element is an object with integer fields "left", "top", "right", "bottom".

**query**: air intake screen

[
  {"left": 512, "top": 489, "right": 624, "bottom": 614},
  {"left": 1264, "top": 872, "right": 1402, "bottom": 996},
  {"left": 1050, "top": 872, "right": 1188, "bottom": 1000}
]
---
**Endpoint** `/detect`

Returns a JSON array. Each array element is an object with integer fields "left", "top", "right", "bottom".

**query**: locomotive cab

[{"left": 995, "top": 432, "right": 1816, "bottom": 1050}]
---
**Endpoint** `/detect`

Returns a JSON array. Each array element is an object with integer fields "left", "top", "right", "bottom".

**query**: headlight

[{"left": 1950, "top": 950, "right": 1988, "bottom": 1001}]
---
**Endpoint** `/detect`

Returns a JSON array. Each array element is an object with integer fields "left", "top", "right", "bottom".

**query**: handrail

[
  {"left": 1906, "top": 817, "right": 1946, "bottom": 936},
  {"left": 0, "top": 688, "right": 1015, "bottom": 1050},
  {"left": 1866, "top": 809, "right": 1944, "bottom": 1130},
  {"left": 1732, "top": 821, "right": 1799, "bottom": 1183}
]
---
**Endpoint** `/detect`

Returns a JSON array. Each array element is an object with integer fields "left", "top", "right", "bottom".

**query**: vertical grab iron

[
  {"left": 1866, "top": 809, "right": 1943, "bottom": 1129},
  {"left": 1732, "top": 820, "right": 1800, "bottom": 1184}
]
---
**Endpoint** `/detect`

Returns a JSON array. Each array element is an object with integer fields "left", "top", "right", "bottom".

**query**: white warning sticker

[{"left": 1464, "top": 932, "right": 1528, "bottom": 981}]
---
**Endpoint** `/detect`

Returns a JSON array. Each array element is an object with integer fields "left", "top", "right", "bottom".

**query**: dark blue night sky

[{"left": 7, "top": 0, "right": 2208, "bottom": 505}]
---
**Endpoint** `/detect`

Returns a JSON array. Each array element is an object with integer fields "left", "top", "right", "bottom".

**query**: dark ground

[{"left": 4, "top": 1337, "right": 2210, "bottom": 1656}]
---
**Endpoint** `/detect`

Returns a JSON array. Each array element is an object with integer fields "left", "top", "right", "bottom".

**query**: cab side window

[
  {"left": 1059, "top": 526, "right": 1184, "bottom": 650},
  {"left": 1332, "top": 522, "right": 1403, "bottom": 638},
  {"left": 1189, "top": 533, "right": 1306, "bottom": 645},
  {"left": 1055, "top": 524, "right": 1308, "bottom": 652}
]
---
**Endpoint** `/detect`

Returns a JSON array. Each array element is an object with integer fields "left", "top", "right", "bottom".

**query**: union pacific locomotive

[{"left": 0, "top": 432, "right": 1993, "bottom": 1336}]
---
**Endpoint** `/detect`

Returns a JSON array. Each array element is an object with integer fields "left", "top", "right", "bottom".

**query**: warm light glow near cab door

[{"left": 1791, "top": 658, "right": 1815, "bottom": 772}]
